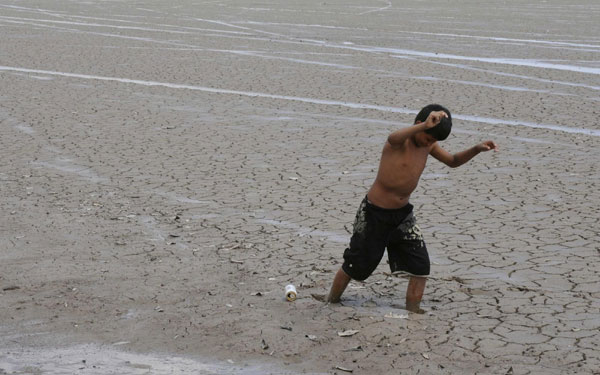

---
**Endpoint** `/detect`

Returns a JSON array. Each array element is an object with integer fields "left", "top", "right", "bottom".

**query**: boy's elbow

[{"left": 447, "top": 157, "right": 461, "bottom": 168}]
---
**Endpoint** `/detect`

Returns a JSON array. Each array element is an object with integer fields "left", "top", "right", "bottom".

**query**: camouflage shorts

[{"left": 342, "top": 196, "right": 430, "bottom": 281}]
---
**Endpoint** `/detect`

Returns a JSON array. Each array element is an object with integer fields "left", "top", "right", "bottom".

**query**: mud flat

[{"left": 1, "top": 0, "right": 599, "bottom": 373}]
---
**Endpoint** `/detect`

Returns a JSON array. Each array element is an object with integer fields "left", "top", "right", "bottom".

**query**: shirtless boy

[{"left": 327, "top": 104, "right": 498, "bottom": 313}]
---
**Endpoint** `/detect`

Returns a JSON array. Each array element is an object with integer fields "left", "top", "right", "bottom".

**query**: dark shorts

[{"left": 342, "top": 196, "right": 430, "bottom": 281}]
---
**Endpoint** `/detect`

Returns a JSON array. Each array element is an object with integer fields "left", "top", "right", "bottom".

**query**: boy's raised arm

[
  {"left": 387, "top": 111, "right": 447, "bottom": 147},
  {"left": 430, "top": 141, "right": 498, "bottom": 168}
]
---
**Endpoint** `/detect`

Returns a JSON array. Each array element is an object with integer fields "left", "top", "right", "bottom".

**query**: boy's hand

[
  {"left": 424, "top": 111, "right": 447, "bottom": 129},
  {"left": 476, "top": 140, "right": 499, "bottom": 152}
]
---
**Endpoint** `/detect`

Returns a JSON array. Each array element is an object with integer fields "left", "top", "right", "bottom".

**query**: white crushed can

[{"left": 285, "top": 284, "right": 297, "bottom": 301}]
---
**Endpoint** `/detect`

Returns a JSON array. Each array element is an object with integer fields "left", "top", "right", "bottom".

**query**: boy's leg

[
  {"left": 406, "top": 276, "right": 426, "bottom": 313},
  {"left": 327, "top": 268, "right": 351, "bottom": 303}
]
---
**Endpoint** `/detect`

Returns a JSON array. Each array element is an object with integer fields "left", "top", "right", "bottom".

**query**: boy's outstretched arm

[{"left": 430, "top": 140, "right": 498, "bottom": 168}]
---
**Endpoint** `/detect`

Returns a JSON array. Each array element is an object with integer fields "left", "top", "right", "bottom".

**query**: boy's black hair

[{"left": 414, "top": 104, "right": 452, "bottom": 141}]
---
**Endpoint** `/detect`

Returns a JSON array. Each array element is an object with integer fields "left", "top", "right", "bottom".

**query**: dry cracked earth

[{"left": 1, "top": 0, "right": 599, "bottom": 374}]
